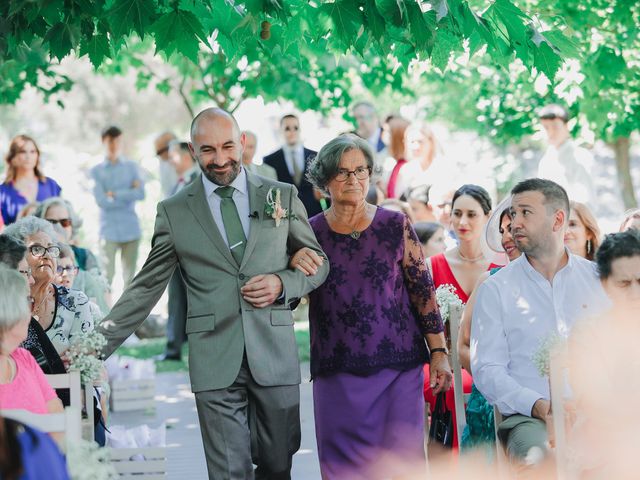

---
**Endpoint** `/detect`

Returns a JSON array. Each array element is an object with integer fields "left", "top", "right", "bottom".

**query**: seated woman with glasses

[
  {"left": 3, "top": 217, "right": 94, "bottom": 358},
  {"left": 34, "top": 197, "right": 104, "bottom": 274},
  {"left": 56, "top": 244, "right": 108, "bottom": 319},
  {"left": 0, "top": 234, "right": 66, "bottom": 378}
]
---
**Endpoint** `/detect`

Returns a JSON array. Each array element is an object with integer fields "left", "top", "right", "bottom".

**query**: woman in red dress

[{"left": 424, "top": 184, "right": 502, "bottom": 450}]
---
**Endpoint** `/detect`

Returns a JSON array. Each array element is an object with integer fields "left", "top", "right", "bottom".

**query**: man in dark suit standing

[{"left": 263, "top": 114, "right": 323, "bottom": 217}]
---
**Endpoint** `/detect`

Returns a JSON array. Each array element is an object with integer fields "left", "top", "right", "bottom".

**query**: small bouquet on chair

[{"left": 428, "top": 392, "right": 454, "bottom": 448}]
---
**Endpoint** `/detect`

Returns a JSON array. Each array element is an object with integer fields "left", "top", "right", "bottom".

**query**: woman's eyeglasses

[
  {"left": 56, "top": 265, "right": 79, "bottom": 275},
  {"left": 46, "top": 218, "right": 72, "bottom": 228},
  {"left": 333, "top": 167, "right": 371, "bottom": 182},
  {"left": 29, "top": 245, "right": 61, "bottom": 258},
  {"left": 19, "top": 267, "right": 33, "bottom": 277}
]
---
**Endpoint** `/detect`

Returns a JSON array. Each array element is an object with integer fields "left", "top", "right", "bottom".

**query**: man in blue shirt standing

[{"left": 91, "top": 126, "right": 145, "bottom": 288}]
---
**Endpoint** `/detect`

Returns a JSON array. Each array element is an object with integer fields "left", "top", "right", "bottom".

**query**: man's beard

[{"left": 200, "top": 160, "right": 241, "bottom": 186}]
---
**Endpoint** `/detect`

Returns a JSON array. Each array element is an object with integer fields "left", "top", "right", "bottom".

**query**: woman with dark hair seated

[{"left": 414, "top": 221, "right": 446, "bottom": 258}]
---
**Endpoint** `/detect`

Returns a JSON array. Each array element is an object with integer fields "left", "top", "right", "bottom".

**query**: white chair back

[
  {"left": 45, "top": 370, "right": 95, "bottom": 440},
  {"left": 448, "top": 301, "right": 468, "bottom": 447},
  {"left": 1, "top": 407, "right": 81, "bottom": 452}
]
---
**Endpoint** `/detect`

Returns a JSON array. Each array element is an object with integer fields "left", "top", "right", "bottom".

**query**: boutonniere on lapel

[{"left": 265, "top": 187, "right": 298, "bottom": 226}]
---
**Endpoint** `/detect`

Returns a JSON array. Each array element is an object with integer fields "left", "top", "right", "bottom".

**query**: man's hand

[
  {"left": 241, "top": 274, "right": 283, "bottom": 308},
  {"left": 531, "top": 398, "right": 551, "bottom": 422},
  {"left": 289, "top": 247, "right": 323, "bottom": 276},
  {"left": 106, "top": 191, "right": 114, "bottom": 199},
  {"left": 131, "top": 180, "right": 140, "bottom": 189},
  {"left": 429, "top": 352, "right": 453, "bottom": 395}
]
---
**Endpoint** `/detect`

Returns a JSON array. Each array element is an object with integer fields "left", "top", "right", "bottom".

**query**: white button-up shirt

[
  {"left": 470, "top": 251, "right": 610, "bottom": 417},
  {"left": 537, "top": 140, "right": 596, "bottom": 205},
  {"left": 201, "top": 167, "right": 250, "bottom": 247}
]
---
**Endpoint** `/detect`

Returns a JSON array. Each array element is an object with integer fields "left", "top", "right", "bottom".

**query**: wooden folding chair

[
  {"left": 46, "top": 370, "right": 95, "bottom": 440},
  {"left": 448, "top": 302, "right": 470, "bottom": 447},
  {"left": 1, "top": 407, "right": 81, "bottom": 452},
  {"left": 493, "top": 406, "right": 509, "bottom": 478}
]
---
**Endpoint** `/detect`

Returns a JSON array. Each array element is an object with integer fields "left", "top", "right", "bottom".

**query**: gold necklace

[
  {"left": 328, "top": 206, "right": 368, "bottom": 240},
  {"left": 33, "top": 285, "right": 53, "bottom": 322},
  {"left": 457, "top": 248, "right": 484, "bottom": 263}
]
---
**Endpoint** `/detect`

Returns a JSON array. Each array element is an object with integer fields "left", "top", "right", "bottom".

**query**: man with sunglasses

[{"left": 263, "top": 114, "right": 323, "bottom": 217}]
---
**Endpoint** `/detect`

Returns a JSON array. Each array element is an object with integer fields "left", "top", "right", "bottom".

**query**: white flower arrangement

[
  {"left": 435, "top": 284, "right": 463, "bottom": 323},
  {"left": 67, "top": 439, "right": 118, "bottom": 480},
  {"left": 68, "top": 330, "right": 107, "bottom": 385},
  {"left": 531, "top": 333, "right": 564, "bottom": 377},
  {"left": 265, "top": 187, "right": 297, "bottom": 226}
]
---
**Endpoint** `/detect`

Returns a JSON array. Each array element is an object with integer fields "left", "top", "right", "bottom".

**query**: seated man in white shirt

[{"left": 471, "top": 178, "right": 609, "bottom": 466}]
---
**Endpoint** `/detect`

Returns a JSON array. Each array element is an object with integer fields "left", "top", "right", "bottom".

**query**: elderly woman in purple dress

[
  {"left": 0, "top": 135, "right": 61, "bottom": 225},
  {"left": 291, "top": 134, "right": 452, "bottom": 479}
]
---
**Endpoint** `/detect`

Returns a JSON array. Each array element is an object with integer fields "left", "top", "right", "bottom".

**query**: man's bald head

[
  {"left": 189, "top": 108, "right": 246, "bottom": 186},
  {"left": 190, "top": 108, "right": 241, "bottom": 142}
]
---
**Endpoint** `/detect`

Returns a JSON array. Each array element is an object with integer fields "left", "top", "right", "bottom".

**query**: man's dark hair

[
  {"left": 169, "top": 140, "right": 191, "bottom": 154},
  {"left": 414, "top": 222, "right": 443, "bottom": 245},
  {"left": 280, "top": 114, "right": 299, "bottom": 125},
  {"left": 0, "top": 234, "right": 27, "bottom": 269},
  {"left": 596, "top": 230, "right": 640, "bottom": 279},
  {"left": 538, "top": 104, "right": 569, "bottom": 123},
  {"left": 511, "top": 178, "right": 570, "bottom": 220},
  {"left": 101, "top": 125, "right": 123, "bottom": 140}
]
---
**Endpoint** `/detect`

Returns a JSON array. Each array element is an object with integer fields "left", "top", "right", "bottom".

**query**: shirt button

[{"left": 239, "top": 273, "right": 246, "bottom": 280}]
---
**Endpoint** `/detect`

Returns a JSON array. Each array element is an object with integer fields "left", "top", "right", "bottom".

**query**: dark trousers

[
  {"left": 194, "top": 356, "right": 301, "bottom": 480},
  {"left": 165, "top": 267, "right": 187, "bottom": 357}
]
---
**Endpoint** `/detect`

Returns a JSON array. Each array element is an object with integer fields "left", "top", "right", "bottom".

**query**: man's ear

[{"left": 552, "top": 209, "right": 566, "bottom": 232}]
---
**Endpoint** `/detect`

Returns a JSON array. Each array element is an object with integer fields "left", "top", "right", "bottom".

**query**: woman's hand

[
  {"left": 289, "top": 247, "right": 323, "bottom": 276},
  {"left": 429, "top": 351, "right": 453, "bottom": 395}
]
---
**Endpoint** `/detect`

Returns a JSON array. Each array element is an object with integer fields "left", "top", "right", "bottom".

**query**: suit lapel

[
  {"left": 240, "top": 172, "right": 266, "bottom": 270},
  {"left": 185, "top": 176, "right": 237, "bottom": 267}
]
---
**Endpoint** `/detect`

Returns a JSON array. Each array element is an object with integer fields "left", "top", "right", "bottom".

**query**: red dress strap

[
  {"left": 386, "top": 158, "right": 408, "bottom": 198},
  {"left": 430, "top": 253, "right": 470, "bottom": 304}
]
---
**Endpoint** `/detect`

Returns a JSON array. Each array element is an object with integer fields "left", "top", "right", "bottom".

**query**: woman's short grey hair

[
  {"left": 306, "top": 134, "right": 375, "bottom": 193},
  {"left": 34, "top": 197, "right": 83, "bottom": 231},
  {"left": 0, "top": 266, "right": 30, "bottom": 335},
  {"left": 3, "top": 216, "right": 58, "bottom": 244}
]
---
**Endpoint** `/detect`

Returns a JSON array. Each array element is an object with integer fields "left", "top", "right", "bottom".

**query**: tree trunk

[{"left": 612, "top": 136, "right": 638, "bottom": 209}]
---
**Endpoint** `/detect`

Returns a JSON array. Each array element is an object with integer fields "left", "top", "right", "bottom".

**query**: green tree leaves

[{"left": 152, "top": 9, "right": 209, "bottom": 62}]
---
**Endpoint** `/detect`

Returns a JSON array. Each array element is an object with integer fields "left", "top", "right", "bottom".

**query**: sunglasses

[
  {"left": 18, "top": 267, "right": 33, "bottom": 277},
  {"left": 46, "top": 218, "right": 72, "bottom": 228}
]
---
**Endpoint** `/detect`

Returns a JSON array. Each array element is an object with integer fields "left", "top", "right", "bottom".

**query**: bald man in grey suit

[{"left": 98, "top": 108, "right": 329, "bottom": 479}]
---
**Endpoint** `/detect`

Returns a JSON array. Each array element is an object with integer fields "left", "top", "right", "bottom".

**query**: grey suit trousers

[
  {"left": 165, "top": 267, "right": 187, "bottom": 357},
  {"left": 194, "top": 356, "right": 301, "bottom": 480}
]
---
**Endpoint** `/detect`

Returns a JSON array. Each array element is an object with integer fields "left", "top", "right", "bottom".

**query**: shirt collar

[
  {"left": 519, "top": 247, "right": 574, "bottom": 283},
  {"left": 201, "top": 165, "right": 248, "bottom": 198},
  {"left": 104, "top": 155, "right": 123, "bottom": 165}
]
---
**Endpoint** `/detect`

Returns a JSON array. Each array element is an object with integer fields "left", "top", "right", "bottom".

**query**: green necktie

[{"left": 216, "top": 186, "right": 246, "bottom": 265}]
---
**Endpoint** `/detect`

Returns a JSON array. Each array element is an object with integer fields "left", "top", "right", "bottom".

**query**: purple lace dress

[{"left": 308, "top": 207, "right": 443, "bottom": 479}]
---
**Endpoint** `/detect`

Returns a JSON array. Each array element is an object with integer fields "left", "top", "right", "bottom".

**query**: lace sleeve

[{"left": 401, "top": 215, "right": 444, "bottom": 335}]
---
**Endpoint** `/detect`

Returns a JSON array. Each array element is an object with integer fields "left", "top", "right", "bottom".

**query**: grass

[{"left": 115, "top": 329, "right": 311, "bottom": 373}]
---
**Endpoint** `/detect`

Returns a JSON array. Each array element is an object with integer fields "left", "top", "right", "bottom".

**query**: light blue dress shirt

[
  {"left": 91, "top": 156, "right": 145, "bottom": 242},
  {"left": 201, "top": 167, "right": 251, "bottom": 246}
]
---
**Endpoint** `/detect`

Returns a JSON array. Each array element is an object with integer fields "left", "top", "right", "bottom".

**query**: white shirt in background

[
  {"left": 537, "top": 140, "right": 597, "bottom": 205},
  {"left": 471, "top": 251, "right": 610, "bottom": 417}
]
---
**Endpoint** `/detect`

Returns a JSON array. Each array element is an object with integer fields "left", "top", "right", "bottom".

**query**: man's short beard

[{"left": 200, "top": 160, "right": 241, "bottom": 186}]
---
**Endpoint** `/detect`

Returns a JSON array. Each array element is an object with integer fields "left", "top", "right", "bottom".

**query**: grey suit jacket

[{"left": 98, "top": 171, "right": 329, "bottom": 392}]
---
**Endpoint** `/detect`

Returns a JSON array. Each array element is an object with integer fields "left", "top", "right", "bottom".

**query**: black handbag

[{"left": 428, "top": 392, "right": 453, "bottom": 448}]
